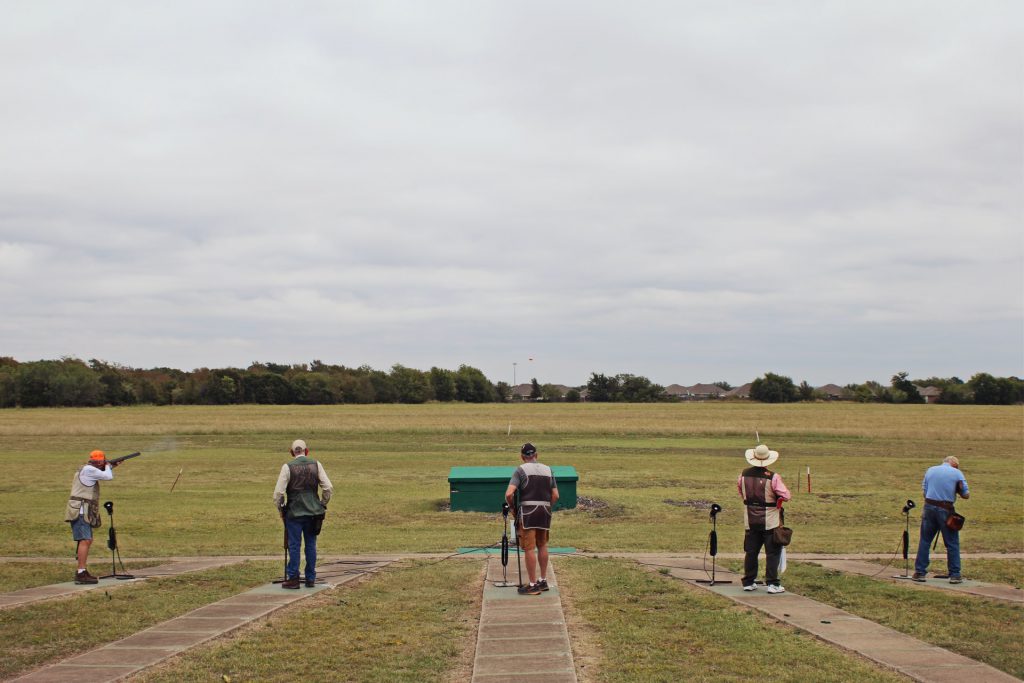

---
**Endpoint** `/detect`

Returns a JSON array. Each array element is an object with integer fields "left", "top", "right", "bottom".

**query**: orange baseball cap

[{"left": 89, "top": 450, "right": 106, "bottom": 461}]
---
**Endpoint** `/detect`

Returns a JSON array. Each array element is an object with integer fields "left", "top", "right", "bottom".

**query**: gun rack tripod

[{"left": 99, "top": 501, "right": 135, "bottom": 580}]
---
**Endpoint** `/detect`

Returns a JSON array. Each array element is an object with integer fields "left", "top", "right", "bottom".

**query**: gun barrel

[{"left": 109, "top": 452, "right": 142, "bottom": 464}]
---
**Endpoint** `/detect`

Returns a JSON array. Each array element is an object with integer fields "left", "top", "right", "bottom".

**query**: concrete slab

[
  {"left": 185, "top": 603, "right": 277, "bottom": 618},
  {"left": 475, "top": 652, "right": 574, "bottom": 676},
  {"left": 480, "top": 622, "right": 566, "bottom": 639},
  {"left": 473, "top": 558, "right": 577, "bottom": 683},
  {"left": 62, "top": 647, "right": 178, "bottom": 666},
  {"left": 472, "top": 673, "right": 578, "bottom": 683},
  {"left": 156, "top": 616, "right": 247, "bottom": 632},
  {"left": 114, "top": 630, "right": 211, "bottom": 648},
  {"left": 478, "top": 635, "right": 571, "bottom": 655}
]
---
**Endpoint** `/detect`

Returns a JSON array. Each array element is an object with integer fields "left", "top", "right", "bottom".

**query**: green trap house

[{"left": 448, "top": 466, "right": 578, "bottom": 513}]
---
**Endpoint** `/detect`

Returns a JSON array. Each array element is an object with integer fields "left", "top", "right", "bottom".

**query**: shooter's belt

[{"left": 925, "top": 498, "right": 955, "bottom": 510}]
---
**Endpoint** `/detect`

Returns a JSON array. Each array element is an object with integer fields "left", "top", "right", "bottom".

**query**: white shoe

[
  {"left": 766, "top": 584, "right": 785, "bottom": 594},
  {"left": 742, "top": 584, "right": 757, "bottom": 591}
]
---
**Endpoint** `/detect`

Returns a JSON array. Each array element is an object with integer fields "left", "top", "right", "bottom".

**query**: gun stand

[
  {"left": 696, "top": 510, "right": 731, "bottom": 585},
  {"left": 98, "top": 501, "right": 135, "bottom": 580},
  {"left": 893, "top": 505, "right": 914, "bottom": 579},
  {"left": 272, "top": 511, "right": 290, "bottom": 584},
  {"left": 495, "top": 504, "right": 515, "bottom": 587}
]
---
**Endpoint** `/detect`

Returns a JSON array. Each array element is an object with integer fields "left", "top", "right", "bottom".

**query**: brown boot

[
  {"left": 281, "top": 577, "right": 301, "bottom": 589},
  {"left": 75, "top": 570, "right": 98, "bottom": 585}
]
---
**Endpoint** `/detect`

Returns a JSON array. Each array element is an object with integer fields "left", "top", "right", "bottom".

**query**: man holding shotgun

[{"left": 64, "top": 450, "right": 122, "bottom": 584}]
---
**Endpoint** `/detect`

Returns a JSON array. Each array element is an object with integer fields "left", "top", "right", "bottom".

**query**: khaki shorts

[{"left": 518, "top": 528, "right": 550, "bottom": 551}]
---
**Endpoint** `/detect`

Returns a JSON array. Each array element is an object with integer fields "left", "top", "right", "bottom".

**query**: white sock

[{"left": 77, "top": 568, "right": 86, "bottom": 574}]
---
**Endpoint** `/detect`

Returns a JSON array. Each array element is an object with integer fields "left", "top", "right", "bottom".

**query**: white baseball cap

[{"left": 291, "top": 439, "right": 307, "bottom": 455}]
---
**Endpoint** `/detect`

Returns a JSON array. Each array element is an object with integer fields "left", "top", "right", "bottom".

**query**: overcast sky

[{"left": 1, "top": 2, "right": 1021, "bottom": 387}]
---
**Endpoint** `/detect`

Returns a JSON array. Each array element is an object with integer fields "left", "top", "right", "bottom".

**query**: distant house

[
  {"left": 724, "top": 383, "right": 752, "bottom": 399},
  {"left": 512, "top": 383, "right": 576, "bottom": 401},
  {"left": 686, "top": 383, "right": 727, "bottom": 399},
  {"left": 664, "top": 383, "right": 727, "bottom": 400},
  {"left": 511, "top": 383, "right": 534, "bottom": 400},
  {"left": 916, "top": 385, "right": 942, "bottom": 404},
  {"left": 816, "top": 384, "right": 850, "bottom": 400},
  {"left": 664, "top": 384, "right": 689, "bottom": 399}
]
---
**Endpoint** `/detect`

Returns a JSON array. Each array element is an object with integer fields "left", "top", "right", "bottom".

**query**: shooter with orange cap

[{"left": 64, "top": 450, "right": 120, "bottom": 584}]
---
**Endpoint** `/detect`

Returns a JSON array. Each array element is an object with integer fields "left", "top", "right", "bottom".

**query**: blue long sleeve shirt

[{"left": 922, "top": 463, "right": 968, "bottom": 503}]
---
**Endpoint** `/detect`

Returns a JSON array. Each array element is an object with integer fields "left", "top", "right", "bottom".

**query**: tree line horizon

[{"left": 0, "top": 357, "right": 1020, "bottom": 408}]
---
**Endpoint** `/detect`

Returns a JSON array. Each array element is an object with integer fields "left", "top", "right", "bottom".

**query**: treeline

[
  {"left": 0, "top": 358, "right": 501, "bottom": 407},
  {"left": 750, "top": 371, "right": 1024, "bottom": 405},
  {"left": 0, "top": 358, "right": 1019, "bottom": 408}
]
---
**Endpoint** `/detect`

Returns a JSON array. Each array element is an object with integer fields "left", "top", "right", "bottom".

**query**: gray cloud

[{"left": 1, "top": 2, "right": 1020, "bottom": 386}]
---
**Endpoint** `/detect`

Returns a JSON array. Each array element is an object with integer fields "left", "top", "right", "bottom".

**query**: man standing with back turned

[
  {"left": 273, "top": 439, "right": 333, "bottom": 589},
  {"left": 914, "top": 456, "right": 969, "bottom": 583},
  {"left": 505, "top": 442, "right": 559, "bottom": 595},
  {"left": 738, "top": 443, "right": 791, "bottom": 594}
]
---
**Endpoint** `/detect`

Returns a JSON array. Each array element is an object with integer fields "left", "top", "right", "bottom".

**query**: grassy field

[
  {"left": 559, "top": 557, "right": 909, "bottom": 682},
  {"left": 0, "top": 403, "right": 1020, "bottom": 557}
]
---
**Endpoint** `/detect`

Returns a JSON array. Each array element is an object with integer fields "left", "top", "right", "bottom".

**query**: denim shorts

[{"left": 70, "top": 516, "right": 93, "bottom": 541}]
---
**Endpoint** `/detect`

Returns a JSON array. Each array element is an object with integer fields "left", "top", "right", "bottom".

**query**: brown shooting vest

[{"left": 740, "top": 466, "right": 781, "bottom": 530}]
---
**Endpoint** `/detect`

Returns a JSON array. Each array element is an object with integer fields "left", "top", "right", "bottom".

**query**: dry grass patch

[
  {"left": 557, "top": 556, "right": 908, "bottom": 682},
  {"left": 134, "top": 558, "right": 484, "bottom": 683}
]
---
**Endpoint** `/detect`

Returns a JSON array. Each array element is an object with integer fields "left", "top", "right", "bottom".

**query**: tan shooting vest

[{"left": 65, "top": 466, "right": 103, "bottom": 527}]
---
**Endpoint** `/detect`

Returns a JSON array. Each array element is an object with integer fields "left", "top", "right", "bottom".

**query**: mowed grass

[
  {"left": 558, "top": 557, "right": 908, "bottom": 682},
  {"left": 0, "top": 403, "right": 1020, "bottom": 556},
  {"left": 134, "top": 559, "right": 483, "bottom": 683},
  {"left": 780, "top": 562, "right": 1024, "bottom": 678},
  {"left": 0, "top": 560, "right": 277, "bottom": 680}
]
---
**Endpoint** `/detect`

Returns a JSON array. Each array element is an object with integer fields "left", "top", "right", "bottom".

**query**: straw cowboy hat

[{"left": 745, "top": 443, "right": 779, "bottom": 468}]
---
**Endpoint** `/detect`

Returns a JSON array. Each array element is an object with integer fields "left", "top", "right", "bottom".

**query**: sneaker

[
  {"left": 742, "top": 584, "right": 757, "bottom": 592},
  {"left": 949, "top": 576, "right": 963, "bottom": 584},
  {"left": 281, "top": 577, "right": 301, "bottom": 589},
  {"left": 536, "top": 579, "right": 549, "bottom": 591},
  {"left": 766, "top": 584, "right": 786, "bottom": 594},
  {"left": 74, "top": 571, "right": 98, "bottom": 585},
  {"left": 517, "top": 583, "right": 541, "bottom": 595},
  {"left": 911, "top": 572, "right": 927, "bottom": 583},
  {"left": 305, "top": 579, "right": 317, "bottom": 587}
]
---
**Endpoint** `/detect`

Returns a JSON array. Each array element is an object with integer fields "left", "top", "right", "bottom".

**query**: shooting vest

[
  {"left": 740, "top": 466, "right": 781, "bottom": 530},
  {"left": 285, "top": 456, "right": 325, "bottom": 518},
  {"left": 65, "top": 466, "right": 102, "bottom": 527},
  {"left": 515, "top": 462, "right": 555, "bottom": 530}
]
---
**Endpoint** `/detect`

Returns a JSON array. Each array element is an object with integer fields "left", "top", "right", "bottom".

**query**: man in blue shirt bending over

[{"left": 913, "top": 456, "right": 970, "bottom": 584}]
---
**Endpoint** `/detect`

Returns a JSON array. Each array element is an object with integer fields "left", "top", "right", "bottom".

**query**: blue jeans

[
  {"left": 914, "top": 504, "right": 960, "bottom": 577},
  {"left": 285, "top": 516, "right": 318, "bottom": 582}
]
